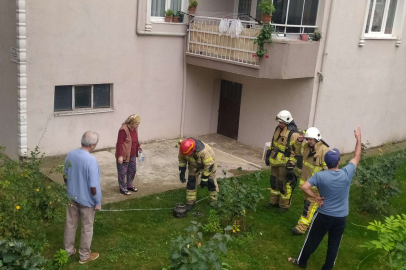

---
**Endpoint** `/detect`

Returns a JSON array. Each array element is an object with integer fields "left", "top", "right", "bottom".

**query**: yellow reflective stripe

[
  {"left": 201, "top": 177, "right": 209, "bottom": 181},
  {"left": 299, "top": 216, "right": 311, "bottom": 225},
  {"left": 299, "top": 202, "right": 319, "bottom": 225},
  {"left": 289, "top": 157, "right": 297, "bottom": 163},
  {"left": 299, "top": 178, "right": 305, "bottom": 186},
  {"left": 273, "top": 141, "right": 286, "bottom": 151},
  {"left": 203, "top": 157, "right": 213, "bottom": 164},
  {"left": 179, "top": 163, "right": 187, "bottom": 167},
  {"left": 322, "top": 162, "right": 327, "bottom": 167},
  {"left": 303, "top": 161, "right": 323, "bottom": 175},
  {"left": 281, "top": 183, "right": 292, "bottom": 199},
  {"left": 269, "top": 188, "right": 280, "bottom": 195},
  {"left": 301, "top": 142, "right": 305, "bottom": 155},
  {"left": 202, "top": 171, "right": 210, "bottom": 177},
  {"left": 289, "top": 140, "right": 295, "bottom": 146}
]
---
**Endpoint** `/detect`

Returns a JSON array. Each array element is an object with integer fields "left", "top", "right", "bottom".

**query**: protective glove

[
  {"left": 286, "top": 168, "right": 296, "bottom": 183},
  {"left": 179, "top": 167, "right": 186, "bottom": 183},
  {"left": 200, "top": 176, "right": 209, "bottom": 188},
  {"left": 265, "top": 149, "right": 272, "bottom": 166}
]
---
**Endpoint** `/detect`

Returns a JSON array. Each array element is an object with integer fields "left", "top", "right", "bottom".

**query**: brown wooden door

[{"left": 217, "top": 80, "right": 242, "bottom": 140}]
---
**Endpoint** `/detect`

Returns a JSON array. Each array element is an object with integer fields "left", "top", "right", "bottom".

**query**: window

[
  {"left": 54, "top": 84, "right": 112, "bottom": 112},
  {"left": 365, "top": 0, "right": 398, "bottom": 37},
  {"left": 151, "top": 0, "right": 185, "bottom": 22},
  {"left": 256, "top": 0, "right": 319, "bottom": 34}
]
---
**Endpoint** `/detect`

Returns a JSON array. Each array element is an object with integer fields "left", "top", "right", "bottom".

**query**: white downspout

[
  {"left": 309, "top": 0, "right": 336, "bottom": 127},
  {"left": 136, "top": 0, "right": 186, "bottom": 37},
  {"left": 17, "top": 0, "right": 28, "bottom": 157},
  {"left": 180, "top": 35, "right": 187, "bottom": 138}
]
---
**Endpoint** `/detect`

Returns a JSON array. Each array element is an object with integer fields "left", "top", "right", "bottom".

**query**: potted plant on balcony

[
  {"left": 188, "top": 0, "right": 198, "bottom": 15},
  {"left": 259, "top": 0, "right": 276, "bottom": 24},
  {"left": 173, "top": 13, "right": 179, "bottom": 23},
  {"left": 165, "top": 9, "right": 174, "bottom": 22},
  {"left": 176, "top": 11, "right": 184, "bottom": 23},
  {"left": 311, "top": 31, "right": 322, "bottom": 41}
]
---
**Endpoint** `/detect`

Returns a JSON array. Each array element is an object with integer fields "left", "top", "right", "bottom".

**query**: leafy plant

[
  {"left": 311, "top": 31, "right": 322, "bottom": 41},
  {"left": 0, "top": 147, "right": 69, "bottom": 248},
  {"left": 168, "top": 221, "right": 232, "bottom": 270},
  {"left": 53, "top": 249, "right": 68, "bottom": 270},
  {"left": 211, "top": 172, "right": 264, "bottom": 225},
  {"left": 189, "top": 0, "right": 198, "bottom": 7},
  {"left": 360, "top": 214, "right": 406, "bottom": 269},
  {"left": 254, "top": 24, "right": 274, "bottom": 58},
  {"left": 0, "top": 239, "right": 48, "bottom": 269},
  {"left": 176, "top": 11, "right": 184, "bottom": 20},
  {"left": 165, "top": 9, "right": 174, "bottom": 17},
  {"left": 353, "top": 150, "right": 405, "bottom": 215},
  {"left": 203, "top": 210, "right": 223, "bottom": 234},
  {"left": 258, "top": 0, "right": 276, "bottom": 15}
]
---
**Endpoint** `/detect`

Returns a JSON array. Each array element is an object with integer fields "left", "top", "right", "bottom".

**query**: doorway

[{"left": 217, "top": 80, "right": 242, "bottom": 140}]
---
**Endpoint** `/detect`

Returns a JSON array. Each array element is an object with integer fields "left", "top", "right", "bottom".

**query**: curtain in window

[
  {"left": 239, "top": 0, "right": 252, "bottom": 16},
  {"left": 152, "top": 0, "right": 165, "bottom": 17},
  {"left": 171, "top": 0, "right": 182, "bottom": 12}
]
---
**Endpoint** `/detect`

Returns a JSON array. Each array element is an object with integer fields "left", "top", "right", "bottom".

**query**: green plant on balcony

[
  {"left": 176, "top": 11, "right": 184, "bottom": 23},
  {"left": 312, "top": 31, "right": 322, "bottom": 41},
  {"left": 189, "top": 0, "right": 198, "bottom": 7},
  {"left": 259, "top": 0, "right": 276, "bottom": 15},
  {"left": 254, "top": 24, "right": 274, "bottom": 58},
  {"left": 165, "top": 9, "right": 174, "bottom": 22}
]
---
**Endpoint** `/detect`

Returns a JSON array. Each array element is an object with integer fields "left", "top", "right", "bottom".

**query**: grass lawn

[{"left": 42, "top": 159, "right": 406, "bottom": 270}]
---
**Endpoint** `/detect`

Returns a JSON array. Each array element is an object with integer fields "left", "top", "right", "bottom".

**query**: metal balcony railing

[{"left": 187, "top": 16, "right": 261, "bottom": 67}]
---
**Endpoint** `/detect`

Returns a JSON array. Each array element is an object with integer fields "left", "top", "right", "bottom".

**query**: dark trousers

[{"left": 297, "top": 212, "right": 346, "bottom": 270}]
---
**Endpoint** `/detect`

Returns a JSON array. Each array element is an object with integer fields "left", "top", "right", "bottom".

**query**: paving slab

[{"left": 41, "top": 137, "right": 263, "bottom": 204}]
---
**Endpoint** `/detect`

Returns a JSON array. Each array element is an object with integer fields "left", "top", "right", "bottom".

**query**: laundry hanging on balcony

[{"left": 219, "top": 19, "right": 244, "bottom": 38}]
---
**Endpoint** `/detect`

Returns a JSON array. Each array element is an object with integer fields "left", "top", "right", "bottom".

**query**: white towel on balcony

[
  {"left": 219, "top": 18, "right": 230, "bottom": 36},
  {"left": 228, "top": 19, "right": 244, "bottom": 38}
]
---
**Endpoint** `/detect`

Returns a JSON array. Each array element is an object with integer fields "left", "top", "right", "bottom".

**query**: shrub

[
  {"left": 258, "top": 0, "right": 276, "bottom": 15},
  {"left": 52, "top": 249, "right": 68, "bottom": 270},
  {"left": 211, "top": 172, "right": 264, "bottom": 225},
  {"left": 188, "top": 0, "right": 198, "bottom": 7},
  {"left": 0, "top": 147, "right": 68, "bottom": 248},
  {"left": 167, "top": 221, "right": 232, "bottom": 270},
  {"left": 352, "top": 150, "right": 405, "bottom": 215},
  {"left": 165, "top": 9, "right": 174, "bottom": 17},
  {"left": 0, "top": 239, "right": 48, "bottom": 269},
  {"left": 254, "top": 24, "right": 274, "bottom": 58},
  {"left": 311, "top": 31, "right": 322, "bottom": 41},
  {"left": 361, "top": 214, "right": 406, "bottom": 270},
  {"left": 203, "top": 210, "right": 223, "bottom": 234}
]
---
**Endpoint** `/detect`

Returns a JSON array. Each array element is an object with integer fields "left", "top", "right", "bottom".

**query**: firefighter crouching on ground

[
  {"left": 178, "top": 138, "right": 218, "bottom": 211},
  {"left": 265, "top": 110, "right": 301, "bottom": 212},
  {"left": 291, "top": 127, "right": 329, "bottom": 235}
]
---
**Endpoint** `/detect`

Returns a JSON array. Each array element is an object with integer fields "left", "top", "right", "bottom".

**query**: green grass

[{"left": 42, "top": 162, "right": 406, "bottom": 270}]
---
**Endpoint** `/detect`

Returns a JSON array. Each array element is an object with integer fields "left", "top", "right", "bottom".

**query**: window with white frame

[
  {"left": 256, "top": 0, "right": 319, "bottom": 34},
  {"left": 365, "top": 0, "right": 398, "bottom": 37},
  {"left": 151, "top": 0, "right": 185, "bottom": 22},
  {"left": 54, "top": 84, "right": 112, "bottom": 112}
]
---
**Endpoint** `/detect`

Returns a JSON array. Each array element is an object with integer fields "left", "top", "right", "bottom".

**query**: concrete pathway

[{"left": 41, "top": 135, "right": 265, "bottom": 205}]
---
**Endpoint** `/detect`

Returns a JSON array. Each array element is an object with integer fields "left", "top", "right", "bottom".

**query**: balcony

[{"left": 186, "top": 16, "right": 320, "bottom": 80}]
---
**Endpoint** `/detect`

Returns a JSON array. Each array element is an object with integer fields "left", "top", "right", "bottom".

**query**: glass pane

[
  {"left": 93, "top": 84, "right": 111, "bottom": 108},
  {"left": 171, "top": 0, "right": 182, "bottom": 12},
  {"left": 151, "top": 0, "right": 165, "bottom": 17},
  {"left": 286, "top": 26, "right": 301, "bottom": 33},
  {"left": 385, "top": 0, "right": 397, "bottom": 34},
  {"left": 75, "top": 86, "right": 91, "bottom": 108},
  {"left": 302, "top": 0, "right": 319, "bottom": 26},
  {"left": 54, "top": 86, "right": 72, "bottom": 111},
  {"left": 238, "top": 0, "right": 252, "bottom": 16},
  {"left": 266, "top": 0, "right": 288, "bottom": 24},
  {"left": 365, "top": 0, "right": 374, "bottom": 33},
  {"left": 371, "top": 0, "right": 387, "bottom": 32},
  {"left": 287, "top": 0, "right": 305, "bottom": 26}
]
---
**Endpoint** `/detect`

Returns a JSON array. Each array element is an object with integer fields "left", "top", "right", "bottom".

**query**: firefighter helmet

[
  {"left": 304, "top": 127, "right": 322, "bottom": 141},
  {"left": 180, "top": 139, "right": 195, "bottom": 156},
  {"left": 276, "top": 110, "right": 293, "bottom": 124}
]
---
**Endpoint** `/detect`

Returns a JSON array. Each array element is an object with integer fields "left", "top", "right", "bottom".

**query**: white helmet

[
  {"left": 304, "top": 127, "right": 322, "bottom": 141},
  {"left": 276, "top": 110, "right": 293, "bottom": 124}
]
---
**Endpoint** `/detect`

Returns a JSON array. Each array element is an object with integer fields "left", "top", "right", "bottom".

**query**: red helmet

[{"left": 180, "top": 139, "right": 195, "bottom": 156}]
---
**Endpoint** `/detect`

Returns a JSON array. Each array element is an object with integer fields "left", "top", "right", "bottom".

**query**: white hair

[{"left": 81, "top": 131, "right": 99, "bottom": 147}]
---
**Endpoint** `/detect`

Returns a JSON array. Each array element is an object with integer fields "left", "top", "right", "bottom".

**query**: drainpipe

[
  {"left": 180, "top": 34, "right": 187, "bottom": 138},
  {"left": 136, "top": 0, "right": 186, "bottom": 37},
  {"left": 309, "top": 0, "right": 336, "bottom": 127}
]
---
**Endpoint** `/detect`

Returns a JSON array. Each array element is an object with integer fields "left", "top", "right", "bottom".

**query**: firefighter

[
  {"left": 291, "top": 127, "right": 329, "bottom": 235},
  {"left": 178, "top": 138, "right": 218, "bottom": 211},
  {"left": 265, "top": 110, "right": 301, "bottom": 212}
]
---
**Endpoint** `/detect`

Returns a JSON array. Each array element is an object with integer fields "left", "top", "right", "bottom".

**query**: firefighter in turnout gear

[
  {"left": 291, "top": 127, "right": 329, "bottom": 235},
  {"left": 265, "top": 110, "right": 301, "bottom": 212},
  {"left": 178, "top": 138, "right": 218, "bottom": 211}
]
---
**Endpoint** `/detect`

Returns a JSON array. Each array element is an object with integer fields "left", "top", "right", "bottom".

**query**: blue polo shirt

[
  {"left": 64, "top": 148, "right": 102, "bottom": 207},
  {"left": 308, "top": 162, "right": 356, "bottom": 217}
]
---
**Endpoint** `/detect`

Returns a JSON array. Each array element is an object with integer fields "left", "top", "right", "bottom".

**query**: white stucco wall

[
  {"left": 26, "top": 0, "right": 185, "bottom": 156},
  {"left": 313, "top": 0, "right": 406, "bottom": 153},
  {"left": 0, "top": 0, "right": 19, "bottom": 159}
]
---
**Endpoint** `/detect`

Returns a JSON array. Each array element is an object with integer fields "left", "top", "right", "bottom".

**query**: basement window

[{"left": 54, "top": 84, "right": 113, "bottom": 115}]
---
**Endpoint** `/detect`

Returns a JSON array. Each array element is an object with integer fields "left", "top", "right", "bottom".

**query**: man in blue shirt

[
  {"left": 288, "top": 127, "right": 361, "bottom": 269},
  {"left": 63, "top": 131, "right": 102, "bottom": 264}
]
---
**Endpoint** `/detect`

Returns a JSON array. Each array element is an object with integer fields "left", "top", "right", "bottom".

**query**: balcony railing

[{"left": 187, "top": 16, "right": 261, "bottom": 67}]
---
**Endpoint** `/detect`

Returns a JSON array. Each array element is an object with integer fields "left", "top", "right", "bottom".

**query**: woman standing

[{"left": 115, "top": 114, "right": 142, "bottom": 195}]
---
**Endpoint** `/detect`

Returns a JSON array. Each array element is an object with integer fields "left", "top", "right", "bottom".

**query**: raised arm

[{"left": 350, "top": 127, "right": 362, "bottom": 167}]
